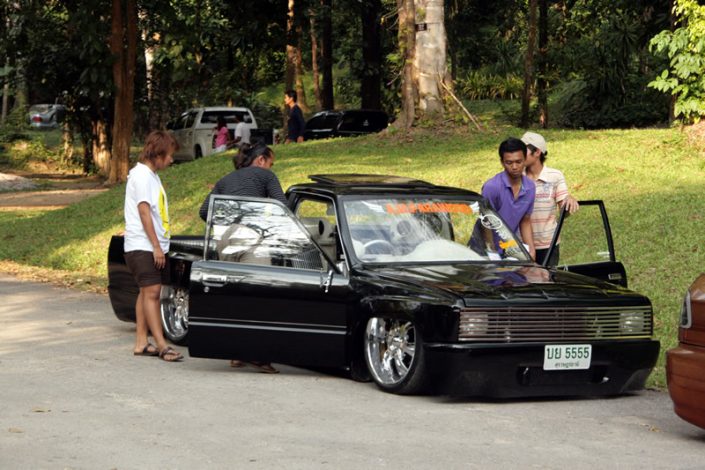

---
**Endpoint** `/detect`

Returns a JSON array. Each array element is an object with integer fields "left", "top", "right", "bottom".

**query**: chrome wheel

[
  {"left": 364, "top": 317, "right": 417, "bottom": 387},
  {"left": 160, "top": 285, "right": 189, "bottom": 345}
]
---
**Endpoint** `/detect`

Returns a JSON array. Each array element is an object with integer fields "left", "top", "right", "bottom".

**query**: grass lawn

[{"left": 1, "top": 114, "right": 703, "bottom": 389}]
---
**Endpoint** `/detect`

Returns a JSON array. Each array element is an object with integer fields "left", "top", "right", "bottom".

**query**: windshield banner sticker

[{"left": 386, "top": 202, "right": 473, "bottom": 215}]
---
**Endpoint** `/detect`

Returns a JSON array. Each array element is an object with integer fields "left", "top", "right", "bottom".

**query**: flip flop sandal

[
  {"left": 159, "top": 347, "right": 184, "bottom": 362},
  {"left": 248, "top": 361, "right": 279, "bottom": 374},
  {"left": 134, "top": 343, "right": 159, "bottom": 356}
]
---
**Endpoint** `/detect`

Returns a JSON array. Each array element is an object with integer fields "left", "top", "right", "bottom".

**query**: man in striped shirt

[{"left": 521, "top": 132, "right": 579, "bottom": 266}]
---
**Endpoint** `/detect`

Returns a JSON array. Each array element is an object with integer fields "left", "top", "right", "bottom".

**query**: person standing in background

[
  {"left": 284, "top": 89, "right": 305, "bottom": 144},
  {"left": 521, "top": 131, "right": 579, "bottom": 265},
  {"left": 233, "top": 114, "right": 251, "bottom": 146},
  {"left": 482, "top": 137, "right": 536, "bottom": 260},
  {"left": 213, "top": 116, "right": 231, "bottom": 153},
  {"left": 124, "top": 130, "right": 183, "bottom": 362}
]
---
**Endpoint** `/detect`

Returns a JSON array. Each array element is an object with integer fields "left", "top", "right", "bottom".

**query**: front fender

[{"left": 357, "top": 295, "right": 459, "bottom": 343}]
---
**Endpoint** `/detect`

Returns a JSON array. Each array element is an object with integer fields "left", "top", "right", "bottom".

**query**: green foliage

[
  {"left": 0, "top": 129, "right": 80, "bottom": 172},
  {"left": 552, "top": 8, "right": 669, "bottom": 128},
  {"left": 553, "top": 78, "right": 668, "bottom": 129},
  {"left": 456, "top": 71, "right": 523, "bottom": 100},
  {"left": 649, "top": 1, "right": 705, "bottom": 123},
  {"left": 0, "top": 103, "right": 30, "bottom": 142}
]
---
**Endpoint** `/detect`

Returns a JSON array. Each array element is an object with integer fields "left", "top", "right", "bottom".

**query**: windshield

[{"left": 341, "top": 197, "right": 530, "bottom": 264}]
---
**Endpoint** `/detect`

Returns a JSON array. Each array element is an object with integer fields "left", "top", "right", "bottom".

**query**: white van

[{"left": 168, "top": 107, "right": 258, "bottom": 161}]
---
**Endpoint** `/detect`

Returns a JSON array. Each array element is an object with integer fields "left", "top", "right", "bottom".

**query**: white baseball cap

[{"left": 521, "top": 131, "right": 547, "bottom": 155}]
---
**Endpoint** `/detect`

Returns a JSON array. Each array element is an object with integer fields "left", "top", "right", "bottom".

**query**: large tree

[
  {"left": 396, "top": 0, "right": 449, "bottom": 128},
  {"left": 109, "top": 0, "right": 137, "bottom": 184},
  {"left": 360, "top": 0, "right": 383, "bottom": 110},
  {"left": 520, "top": 0, "right": 537, "bottom": 128}
]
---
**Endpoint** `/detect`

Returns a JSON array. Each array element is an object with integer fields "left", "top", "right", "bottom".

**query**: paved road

[{"left": 1, "top": 274, "right": 704, "bottom": 469}]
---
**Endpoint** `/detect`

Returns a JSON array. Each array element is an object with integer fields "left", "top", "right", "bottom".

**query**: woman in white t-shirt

[{"left": 124, "top": 130, "right": 183, "bottom": 362}]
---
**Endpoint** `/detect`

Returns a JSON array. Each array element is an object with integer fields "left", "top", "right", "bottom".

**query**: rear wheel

[
  {"left": 160, "top": 285, "right": 189, "bottom": 345},
  {"left": 364, "top": 317, "right": 428, "bottom": 394},
  {"left": 194, "top": 146, "right": 203, "bottom": 159}
]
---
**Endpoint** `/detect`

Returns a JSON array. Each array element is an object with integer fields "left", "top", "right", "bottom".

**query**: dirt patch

[{"left": 0, "top": 171, "right": 108, "bottom": 210}]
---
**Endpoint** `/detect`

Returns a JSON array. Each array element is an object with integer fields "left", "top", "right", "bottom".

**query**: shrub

[{"left": 456, "top": 71, "right": 523, "bottom": 101}]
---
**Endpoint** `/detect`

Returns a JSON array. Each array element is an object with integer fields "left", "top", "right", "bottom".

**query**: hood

[{"left": 363, "top": 263, "right": 647, "bottom": 304}]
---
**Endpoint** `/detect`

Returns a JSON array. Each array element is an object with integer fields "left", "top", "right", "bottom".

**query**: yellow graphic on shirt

[{"left": 159, "top": 186, "right": 170, "bottom": 238}]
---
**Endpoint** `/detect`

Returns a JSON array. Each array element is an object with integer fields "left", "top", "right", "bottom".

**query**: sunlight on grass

[{"left": 1, "top": 123, "right": 703, "bottom": 388}]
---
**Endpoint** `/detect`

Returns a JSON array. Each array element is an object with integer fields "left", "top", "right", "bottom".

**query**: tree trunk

[
  {"left": 144, "top": 23, "right": 161, "bottom": 131},
  {"left": 397, "top": 0, "right": 416, "bottom": 128},
  {"left": 62, "top": 121, "right": 74, "bottom": 167},
  {"left": 1, "top": 81, "right": 8, "bottom": 124},
  {"left": 92, "top": 118, "right": 111, "bottom": 175},
  {"left": 109, "top": 0, "right": 136, "bottom": 184},
  {"left": 360, "top": 0, "right": 382, "bottom": 110},
  {"left": 285, "top": 0, "right": 296, "bottom": 91},
  {"left": 413, "top": 0, "right": 447, "bottom": 118},
  {"left": 319, "top": 0, "right": 334, "bottom": 110},
  {"left": 537, "top": 0, "right": 548, "bottom": 128},
  {"left": 294, "top": 33, "right": 308, "bottom": 113},
  {"left": 309, "top": 7, "right": 322, "bottom": 111},
  {"left": 520, "top": 0, "right": 538, "bottom": 128}
]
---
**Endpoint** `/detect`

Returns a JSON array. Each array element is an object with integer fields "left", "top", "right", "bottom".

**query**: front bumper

[
  {"left": 424, "top": 339, "right": 660, "bottom": 398},
  {"left": 666, "top": 343, "right": 705, "bottom": 429}
]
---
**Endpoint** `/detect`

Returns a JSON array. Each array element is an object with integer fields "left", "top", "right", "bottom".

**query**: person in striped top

[{"left": 521, "top": 132, "right": 579, "bottom": 266}]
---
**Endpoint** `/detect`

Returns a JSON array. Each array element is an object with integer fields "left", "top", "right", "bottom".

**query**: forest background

[{"left": 2, "top": 0, "right": 703, "bottom": 181}]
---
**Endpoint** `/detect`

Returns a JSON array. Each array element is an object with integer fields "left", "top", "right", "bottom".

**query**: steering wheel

[{"left": 363, "top": 239, "right": 396, "bottom": 255}]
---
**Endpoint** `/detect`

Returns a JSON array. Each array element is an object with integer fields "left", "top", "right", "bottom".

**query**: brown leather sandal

[
  {"left": 248, "top": 361, "right": 279, "bottom": 374},
  {"left": 159, "top": 347, "right": 184, "bottom": 362},
  {"left": 133, "top": 343, "right": 159, "bottom": 357}
]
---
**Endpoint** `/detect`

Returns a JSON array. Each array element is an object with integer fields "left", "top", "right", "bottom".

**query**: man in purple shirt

[{"left": 482, "top": 137, "right": 536, "bottom": 260}]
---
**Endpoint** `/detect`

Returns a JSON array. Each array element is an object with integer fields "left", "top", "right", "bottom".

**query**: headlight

[
  {"left": 680, "top": 291, "right": 692, "bottom": 328},
  {"left": 619, "top": 311, "right": 646, "bottom": 335}
]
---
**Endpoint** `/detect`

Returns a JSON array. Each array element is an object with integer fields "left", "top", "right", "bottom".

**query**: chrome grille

[{"left": 458, "top": 305, "right": 653, "bottom": 342}]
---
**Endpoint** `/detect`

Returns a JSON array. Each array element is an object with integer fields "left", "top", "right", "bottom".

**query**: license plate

[{"left": 543, "top": 344, "right": 592, "bottom": 370}]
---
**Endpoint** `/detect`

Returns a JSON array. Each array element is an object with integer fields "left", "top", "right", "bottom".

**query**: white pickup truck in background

[{"left": 167, "top": 107, "right": 258, "bottom": 161}]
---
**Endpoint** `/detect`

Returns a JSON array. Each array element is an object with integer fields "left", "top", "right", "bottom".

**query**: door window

[
  {"left": 206, "top": 196, "right": 326, "bottom": 271},
  {"left": 200, "top": 110, "right": 250, "bottom": 125},
  {"left": 294, "top": 198, "right": 339, "bottom": 263},
  {"left": 548, "top": 201, "right": 614, "bottom": 266}
]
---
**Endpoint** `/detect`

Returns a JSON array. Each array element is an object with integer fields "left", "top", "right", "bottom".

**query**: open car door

[
  {"left": 187, "top": 195, "right": 350, "bottom": 367},
  {"left": 541, "top": 200, "right": 628, "bottom": 287}
]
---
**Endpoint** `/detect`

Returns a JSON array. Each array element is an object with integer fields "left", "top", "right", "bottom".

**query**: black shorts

[
  {"left": 124, "top": 250, "right": 171, "bottom": 287},
  {"left": 535, "top": 244, "right": 560, "bottom": 266}
]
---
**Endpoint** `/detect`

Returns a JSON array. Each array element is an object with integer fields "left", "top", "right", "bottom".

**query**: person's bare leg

[
  {"left": 141, "top": 283, "right": 182, "bottom": 361},
  {"left": 133, "top": 290, "right": 154, "bottom": 354},
  {"left": 141, "top": 283, "right": 167, "bottom": 350}
]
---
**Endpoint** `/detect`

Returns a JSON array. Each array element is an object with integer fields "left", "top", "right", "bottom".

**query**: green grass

[{"left": 1, "top": 119, "right": 703, "bottom": 389}]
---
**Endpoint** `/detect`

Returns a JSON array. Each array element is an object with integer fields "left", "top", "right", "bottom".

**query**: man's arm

[
  {"left": 519, "top": 214, "right": 536, "bottom": 261},
  {"left": 199, "top": 190, "right": 215, "bottom": 222},
  {"left": 137, "top": 202, "right": 165, "bottom": 268},
  {"left": 266, "top": 174, "right": 288, "bottom": 205}
]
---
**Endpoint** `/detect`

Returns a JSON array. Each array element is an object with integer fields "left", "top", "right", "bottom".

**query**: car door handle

[
  {"left": 202, "top": 274, "right": 227, "bottom": 287},
  {"left": 202, "top": 274, "right": 248, "bottom": 287}
]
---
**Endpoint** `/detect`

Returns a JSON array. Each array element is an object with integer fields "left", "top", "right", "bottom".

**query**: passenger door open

[{"left": 542, "top": 200, "right": 627, "bottom": 287}]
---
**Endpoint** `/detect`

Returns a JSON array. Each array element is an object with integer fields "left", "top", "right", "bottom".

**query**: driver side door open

[
  {"left": 543, "top": 200, "right": 628, "bottom": 287},
  {"left": 187, "top": 196, "right": 351, "bottom": 367}
]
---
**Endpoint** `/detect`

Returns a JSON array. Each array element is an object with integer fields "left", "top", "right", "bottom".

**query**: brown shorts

[{"left": 124, "top": 250, "right": 171, "bottom": 287}]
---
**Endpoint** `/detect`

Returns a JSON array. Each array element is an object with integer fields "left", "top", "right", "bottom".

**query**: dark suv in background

[{"left": 303, "top": 109, "right": 389, "bottom": 140}]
